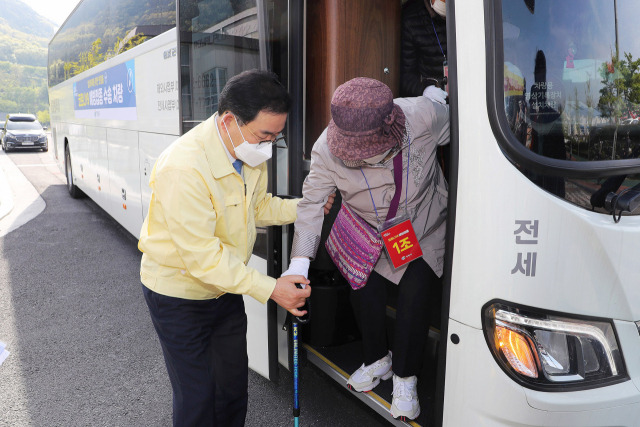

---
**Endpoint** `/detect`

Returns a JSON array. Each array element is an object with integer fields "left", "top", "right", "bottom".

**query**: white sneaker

[
  {"left": 347, "top": 352, "right": 393, "bottom": 392},
  {"left": 390, "top": 374, "right": 420, "bottom": 421}
]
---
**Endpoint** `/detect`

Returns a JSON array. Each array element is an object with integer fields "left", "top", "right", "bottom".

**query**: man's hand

[
  {"left": 324, "top": 193, "right": 336, "bottom": 215},
  {"left": 270, "top": 275, "right": 311, "bottom": 317}
]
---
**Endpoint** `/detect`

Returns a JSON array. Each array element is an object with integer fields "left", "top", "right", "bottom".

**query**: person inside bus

[
  {"left": 400, "top": 0, "right": 447, "bottom": 98},
  {"left": 528, "top": 49, "right": 566, "bottom": 197},
  {"left": 282, "top": 77, "right": 449, "bottom": 421},
  {"left": 401, "top": 0, "right": 449, "bottom": 189},
  {"left": 138, "top": 69, "right": 325, "bottom": 427}
]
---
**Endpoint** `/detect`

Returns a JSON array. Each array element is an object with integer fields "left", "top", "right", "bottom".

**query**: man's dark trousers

[{"left": 143, "top": 285, "right": 248, "bottom": 426}]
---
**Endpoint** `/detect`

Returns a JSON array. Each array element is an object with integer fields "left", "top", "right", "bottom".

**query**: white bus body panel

[
  {"left": 443, "top": 2, "right": 640, "bottom": 425},
  {"left": 138, "top": 132, "right": 179, "bottom": 220},
  {"left": 105, "top": 128, "right": 141, "bottom": 235},
  {"left": 245, "top": 255, "right": 270, "bottom": 378}
]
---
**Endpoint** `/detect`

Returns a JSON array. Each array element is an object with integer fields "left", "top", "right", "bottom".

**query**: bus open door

[{"left": 293, "top": 0, "right": 640, "bottom": 426}]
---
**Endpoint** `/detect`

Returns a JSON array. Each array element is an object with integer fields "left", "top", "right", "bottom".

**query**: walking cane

[
  {"left": 292, "top": 283, "right": 309, "bottom": 426},
  {"left": 292, "top": 318, "right": 300, "bottom": 426}
]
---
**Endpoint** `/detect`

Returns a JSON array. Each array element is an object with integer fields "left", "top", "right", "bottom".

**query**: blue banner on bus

[{"left": 73, "top": 60, "right": 137, "bottom": 120}]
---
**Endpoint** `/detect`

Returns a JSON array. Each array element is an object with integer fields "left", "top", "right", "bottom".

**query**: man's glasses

[{"left": 244, "top": 123, "right": 287, "bottom": 148}]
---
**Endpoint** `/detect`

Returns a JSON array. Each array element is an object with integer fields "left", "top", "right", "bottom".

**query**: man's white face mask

[
  {"left": 223, "top": 114, "right": 273, "bottom": 167},
  {"left": 431, "top": 0, "right": 446, "bottom": 17}
]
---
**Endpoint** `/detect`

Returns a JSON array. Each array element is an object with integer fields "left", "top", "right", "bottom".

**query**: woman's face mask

[
  {"left": 223, "top": 115, "right": 273, "bottom": 167},
  {"left": 363, "top": 148, "right": 393, "bottom": 165}
]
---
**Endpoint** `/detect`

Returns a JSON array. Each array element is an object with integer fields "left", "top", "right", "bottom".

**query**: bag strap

[{"left": 385, "top": 152, "right": 403, "bottom": 221}]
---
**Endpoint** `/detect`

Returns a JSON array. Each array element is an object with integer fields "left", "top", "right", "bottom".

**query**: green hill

[
  {"left": 0, "top": 62, "right": 48, "bottom": 116},
  {"left": 0, "top": 0, "right": 54, "bottom": 122},
  {"left": 0, "top": 0, "right": 55, "bottom": 39}
]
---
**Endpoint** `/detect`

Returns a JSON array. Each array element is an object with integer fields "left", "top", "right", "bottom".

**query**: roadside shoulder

[{"left": 0, "top": 151, "right": 46, "bottom": 237}]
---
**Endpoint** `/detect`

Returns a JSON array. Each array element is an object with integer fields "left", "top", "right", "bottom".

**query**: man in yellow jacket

[{"left": 139, "top": 69, "right": 311, "bottom": 426}]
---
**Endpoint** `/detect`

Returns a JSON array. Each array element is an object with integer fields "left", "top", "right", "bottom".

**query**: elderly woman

[{"left": 283, "top": 77, "right": 449, "bottom": 421}]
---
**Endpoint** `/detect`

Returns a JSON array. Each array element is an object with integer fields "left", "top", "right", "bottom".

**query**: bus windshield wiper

[{"left": 605, "top": 183, "right": 640, "bottom": 223}]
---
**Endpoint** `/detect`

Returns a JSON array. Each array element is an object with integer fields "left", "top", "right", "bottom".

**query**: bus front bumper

[{"left": 443, "top": 319, "right": 640, "bottom": 426}]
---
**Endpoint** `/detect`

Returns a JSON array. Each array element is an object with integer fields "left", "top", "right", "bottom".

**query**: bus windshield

[{"left": 501, "top": 0, "right": 640, "bottom": 214}]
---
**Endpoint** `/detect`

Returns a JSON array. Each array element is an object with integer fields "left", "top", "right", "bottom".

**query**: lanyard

[
  {"left": 360, "top": 139, "right": 411, "bottom": 225},
  {"left": 429, "top": 14, "right": 446, "bottom": 61}
]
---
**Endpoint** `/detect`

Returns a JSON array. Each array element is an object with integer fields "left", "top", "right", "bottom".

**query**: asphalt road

[{"left": 0, "top": 149, "right": 387, "bottom": 427}]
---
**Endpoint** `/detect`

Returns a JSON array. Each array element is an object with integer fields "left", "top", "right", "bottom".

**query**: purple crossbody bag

[{"left": 325, "top": 154, "right": 403, "bottom": 290}]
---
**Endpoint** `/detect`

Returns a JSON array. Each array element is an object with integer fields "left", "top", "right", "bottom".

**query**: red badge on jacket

[{"left": 381, "top": 219, "right": 423, "bottom": 269}]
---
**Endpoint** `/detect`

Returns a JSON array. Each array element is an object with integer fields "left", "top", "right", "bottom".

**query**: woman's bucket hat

[{"left": 327, "top": 77, "right": 406, "bottom": 167}]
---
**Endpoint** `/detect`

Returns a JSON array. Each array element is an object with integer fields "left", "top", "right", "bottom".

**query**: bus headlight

[{"left": 483, "top": 301, "right": 628, "bottom": 390}]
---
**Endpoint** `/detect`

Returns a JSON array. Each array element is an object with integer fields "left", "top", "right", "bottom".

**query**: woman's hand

[{"left": 324, "top": 193, "right": 336, "bottom": 215}]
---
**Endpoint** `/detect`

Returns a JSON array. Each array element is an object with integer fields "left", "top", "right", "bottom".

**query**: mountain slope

[
  {"left": 0, "top": 0, "right": 53, "bottom": 119},
  {"left": 0, "top": 0, "right": 56, "bottom": 39},
  {"left": 0, "top": 19, "right": 48, "bottom": 66}
]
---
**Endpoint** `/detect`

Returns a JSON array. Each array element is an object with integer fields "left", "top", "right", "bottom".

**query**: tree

[
  {"left": 37, "top": 110, "right": 50, "bottom": 126},
  {"left": 0, "top": 99, "right": 18, "bottom": 112},
  {"left": 595, "top": 52, "right": 640, "bottom": 160},
  {"left": 597, "top": 54, "right": 624, "bottom": 121}
]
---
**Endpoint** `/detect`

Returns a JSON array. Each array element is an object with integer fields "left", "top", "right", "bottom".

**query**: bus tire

[{"left": 65, "top": 144, "right": 84, "bottom": 199}]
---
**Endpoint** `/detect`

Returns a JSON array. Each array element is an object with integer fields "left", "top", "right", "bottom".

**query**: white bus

[{"left": 48, "top": 0, "right": 640, "bottom": 425}]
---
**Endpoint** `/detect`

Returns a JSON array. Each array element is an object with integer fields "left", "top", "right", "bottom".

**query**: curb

[
  {"left": 0, "top": 150, "right": 46, "bottom": 237},
  {"left": 0, "top": 152, "right": 15, "bottom": 220}
]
